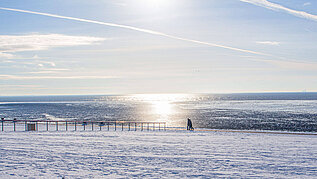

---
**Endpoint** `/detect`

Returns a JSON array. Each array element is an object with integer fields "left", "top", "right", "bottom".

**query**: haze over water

[{"left": 0, "top": 93, "right": 316, "bottom": 132}]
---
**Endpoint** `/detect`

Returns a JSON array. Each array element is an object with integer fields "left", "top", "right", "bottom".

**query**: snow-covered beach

[{"left": 1, "top": 130, "right": 316, "bottom": 178}]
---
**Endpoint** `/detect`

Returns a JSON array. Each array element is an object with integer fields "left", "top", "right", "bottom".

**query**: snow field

[{"left": 0, "top": 130, "right": 316, "bottom": 178}]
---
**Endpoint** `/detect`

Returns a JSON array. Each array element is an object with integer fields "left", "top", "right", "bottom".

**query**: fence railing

[{"left": 0, "top": 118, "right": 166, "bottom": 132}]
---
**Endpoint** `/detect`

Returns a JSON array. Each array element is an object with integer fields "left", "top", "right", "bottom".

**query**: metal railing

[{"left": 0, "top": 118, "right": 166, "bottom": 132}]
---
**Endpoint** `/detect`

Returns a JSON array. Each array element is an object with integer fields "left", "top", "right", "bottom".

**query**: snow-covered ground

[{"left": 0, "top": 130, "right": 316, "bottom": 178}]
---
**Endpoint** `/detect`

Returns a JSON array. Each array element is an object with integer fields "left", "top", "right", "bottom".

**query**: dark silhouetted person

[{"left": 187, "top": 118, "right": 194, "bottom": 130}]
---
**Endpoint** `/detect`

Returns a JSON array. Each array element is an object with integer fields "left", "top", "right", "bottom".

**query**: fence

[{"left": 0, "top": 118, "right": 166, "bottom": 132}]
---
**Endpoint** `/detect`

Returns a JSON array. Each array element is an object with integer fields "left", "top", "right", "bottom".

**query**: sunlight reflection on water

[
  {"left": 1, "top": 93, "right": 317, "bottom": 131},
  {"left": 129, "top": 94, "right": 194, "bottom": 125}
]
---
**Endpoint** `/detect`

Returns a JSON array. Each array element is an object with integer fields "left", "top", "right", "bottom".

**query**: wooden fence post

[
  {"left": 66, "top": 121, "right": 68, "bottom": 131},
  {"left": 135, "top": 123, "right": 137, "bottom": 131},
  {"left": 1, "top": 118, "right": 4, "bottom": 131},
  {"left": 25, "top": 121, "right": 27, "bottom": 131},
  {"left": 36, "top": 121, "right": 38, "bottom": 131},
  {"left": 56, "top": 121, "right": 58, "bottom": 131},
  {"left": 147, "top": 123, "right": 149, "bottom": 131},
  {"left": 107, "top": 122, "right": 110, "bottom": 131},
  {"left": 13, "top": 118, "right": 16, "bottom": 131},
  {"left": 122, "top": 123, "right": 124, "bottom": 131},
  {"left": 128, "top": 123, "right": 130, "bottom": 131},
  {"left": 46, "top": 121, "right": 49, "bottom": 131},
  {"left": 141, "top": 123, "right": 143, "bottom": 131},
  {"left": 114, "top": 121, "right": 116, "bottom": 131},
  {"left": 92, "top": 122, "right": 94, "bottom": 131}
]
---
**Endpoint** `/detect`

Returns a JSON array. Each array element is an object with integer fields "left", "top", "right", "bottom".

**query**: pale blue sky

[{"left": 0, "top": 0, "right": 316, "bottom": 95}]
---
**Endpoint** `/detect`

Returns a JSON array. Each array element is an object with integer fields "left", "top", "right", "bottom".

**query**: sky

[{"left": 0, "top": 0, "right": 317, "bottom": 95}]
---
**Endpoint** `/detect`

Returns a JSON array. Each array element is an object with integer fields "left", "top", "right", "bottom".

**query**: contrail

[
  {"left": 0, "top": 7, "right": 267, "bottom": 56},
  {"left": 240, "top": 0, "right": 317, "bottom": 22}
]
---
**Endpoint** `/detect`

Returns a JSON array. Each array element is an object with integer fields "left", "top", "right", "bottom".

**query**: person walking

[{"left": 187, "top": 118, "right": 194, "bottom": 130}]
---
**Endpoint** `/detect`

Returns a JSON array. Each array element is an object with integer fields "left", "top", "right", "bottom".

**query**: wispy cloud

[
  {"left": 0, "top": 84, "right": 42, "bottom": 88},
  {"left": 0, "top": 34, "right": 105, "bottom": 58},
  {"left": 0, "top": 52, "right": 15, "bottom": 59},
  {"left": 26, "top": 68, "right": 70, "bottom": 74},
  {"left": 39, "top": 68, "right": 69, "bottom": 71},
  {"left": 0, "top": 75, "right": 119, "bottom": 80},
  {"left": 27, "top": 71, "right": 60, "bottom": 74},
  {"left": 240, "top": 0, "right": 317, "bottom": 22},
  {"left": 241, "top": 55, "right": 317, "bottom": 70},
  {"left": 256, "top": 41, "right": 280, "bottom": 46},
  {"left": 0, "top": 7, "right": 267, "bottom": 56},
  {"left": 269, "top": 59, "right": 317, "bottom": 70},
  {"left": 37, "top": 61, "right": 56, "bottom": 67},
  {"left": 303, "top": 2, "right": 311, "bottom": 7},
  {"left": 112, "top": 2, "right": 127, "bottom": 7}
]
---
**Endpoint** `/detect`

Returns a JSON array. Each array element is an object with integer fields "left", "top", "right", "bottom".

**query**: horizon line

[{"left": 0, "top": 91, "right": 316, "bottom": 97}]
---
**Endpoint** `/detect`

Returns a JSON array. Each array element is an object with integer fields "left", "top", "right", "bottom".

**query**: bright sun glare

[
  {"left": 152, "top": 101, "right": 172, "bottom": 119},
  {"left": 133, "top": 94, "right": 189, "bottom": 122}
]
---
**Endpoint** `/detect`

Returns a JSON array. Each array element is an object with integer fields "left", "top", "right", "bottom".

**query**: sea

[{"left": 0, "top": 93, "right": 316, "bottom": 132}]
